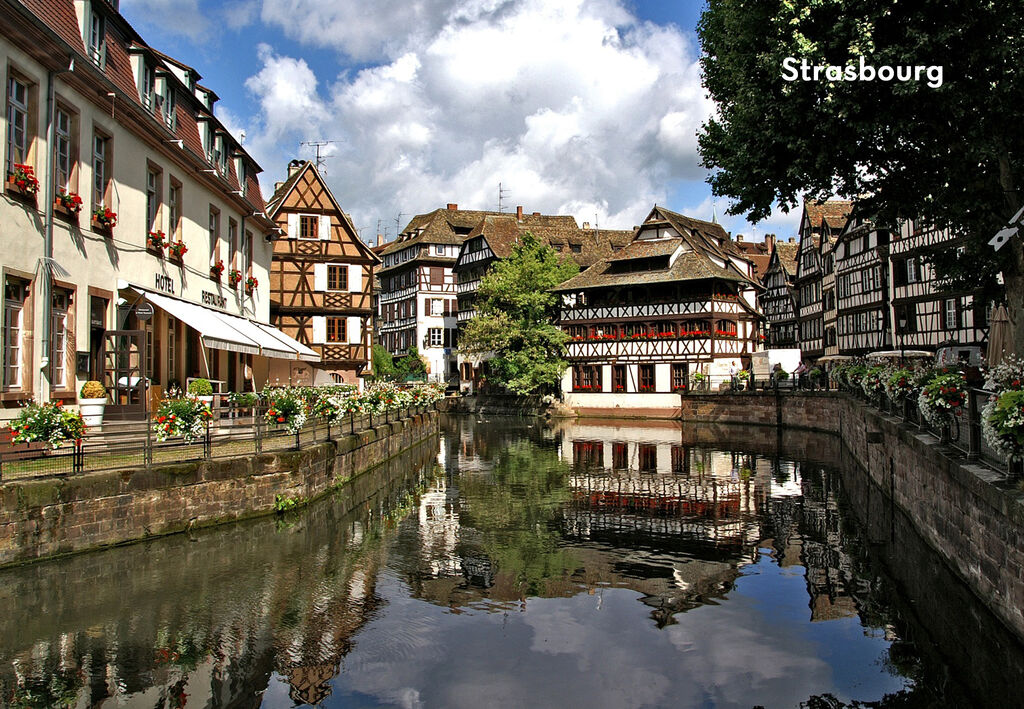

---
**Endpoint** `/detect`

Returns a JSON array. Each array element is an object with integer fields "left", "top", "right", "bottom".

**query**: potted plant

[
  {"left": 265, "top": 390, "right": 307, "bottom": 434},
  {"left": 153, "top": 396, "right": 214, "bottom": 443},
  {"left": 187, "top": 378, "right": 215, "bottom": 407},
  {"left": 8, "top": 401, "right": 86, "bottom": 449},
  {"left": 55, "top": 190, "right": 83, "bottom": 217},
  {"left": 228, "top": 268, "right": 243, "bottom": 288},
  {"left": 92, "top": 206, "right": 117, "bottom": 231},
  {"left": 918, "top": 372, "right": 966, "bottom": 429},
  {"left": 692, "top": 371, "right": 709, "bottom": 392},
  {"left": 210, "top": 260, "right": 225, "bottom": 280},
  {"left": 167, "top": 240, "right": 188, "bottom": 262},
  {"left": 78, "top": 380, "right": 108, "bottom": 427},
  {"left": 244, "top": 275, "right": 258, "bottom": 294},
  {"left": 6, "top": 163, "right": 39, "bottom": 197},
  {"left": 147, "top": 230, "right": 167, "bottom": 252}
]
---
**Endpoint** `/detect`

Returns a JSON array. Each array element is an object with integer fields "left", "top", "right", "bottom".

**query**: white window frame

[
  {"left": 3, "top": 280, "right": 25, "bottom": 390},
  {"left": 54, "top": 107, "right": 72, "bottom": 193},
  {"left": 50, "top": 291, "right": 69, "bottom": 390},
  {"left": 428, "top": 327, "right": 443, "bottom": 347},
  {"left": 88, "top": 11, "right": 105, "bottom": 67},
  {"left": 6, "top": 76, "right": 29, "bottom": 175},
  {"left": 92, "top": 132, "right": 107, "bottom": 209},
  {"left": 945, "top": 298, "right": 958, "bottom": 330},
  {"left": 298, "top": 214, "right": 319, "bottom": 240},
  {"left": 146, "top": 167, "right": 161, "bottom": 233},
  {"left": 430, "top": 298, "right": 443, "bottom": 316}
]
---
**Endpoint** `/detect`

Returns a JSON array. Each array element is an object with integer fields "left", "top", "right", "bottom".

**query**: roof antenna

[
  {"left": 395, "top": 212, "right": 406, "bottom": 236},
  {"left": 498, "top": 182, "right": 510, "bottom": 213},
  {"left": 300, "top": 140, "right": 334, "bottom": 174}
]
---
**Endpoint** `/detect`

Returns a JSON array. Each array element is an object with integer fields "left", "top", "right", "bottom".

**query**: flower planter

[
  {"left": 5, "top": 175, "right": 37, "bottom": 204},
  {"left": 198, "top": 395, "right": 215, "bottom": 407},
  {"left": 78, "top": 397, "right": 107, "bottom": 427},
  {"left": 53, "top": 200, "right": 80, "bottom": 223}
]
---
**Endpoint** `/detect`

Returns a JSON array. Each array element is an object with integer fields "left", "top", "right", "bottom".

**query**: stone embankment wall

[
  {"left": 0, "top": 412, "right": 438, "bottom": 567},
  {"left": 679, "top": 391, "right": 1024, "bottom": 641}
]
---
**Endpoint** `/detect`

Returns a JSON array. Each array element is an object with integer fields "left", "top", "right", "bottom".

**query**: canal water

[{"left": 0, "top": 416, "right": 1021, "bottom": 708}]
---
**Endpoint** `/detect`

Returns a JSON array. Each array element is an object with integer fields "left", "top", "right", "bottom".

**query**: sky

[{"left": 119, "top": 0, "right": 802, "bottom": 245}]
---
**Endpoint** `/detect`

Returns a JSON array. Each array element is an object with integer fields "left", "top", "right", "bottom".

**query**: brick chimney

[
  {"left": 447, "top": 203, "right": 458, "bottom": 211},
  {"left": 377, "top": 233, "right": 384, "bottom": 247},
  {"left": 287, "top": 159, "right": 303, "bottom": 177},
  {"left": 788, "top": 237, "right": 796, "bottom": 243},
  {"left": 736, "top": 233, "right": 744, "bottom": 242},
  {"left": 516, "top": 205, "right": 523, "bottom": 220},
  {"left": 533, "top": 212, "right": 541, "bottom": 216},
  {"left": 764, "top": 234, "right": 775, "bottom": 251},
  {"left": 582, "top": 222, "right": 590, "bottom": 230}
]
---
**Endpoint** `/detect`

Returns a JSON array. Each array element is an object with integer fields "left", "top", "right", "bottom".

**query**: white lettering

[
  {"left": 825, "top": 65, "right": 843, "bottom": 81},
  {"left": 926, "top": 65, "right": 943, "bottom": 88},
  {"left": 859, "top": 56, "right": 875, "bottom": 81},
  {"left": 780, "top": 55, "right": 943, "bottom": 89},
  {"left": 877, "top": 65, "right": 894, "bottom": 81},
  {"left": 781, "top": 57, "right": 800, "bottom": 82}
]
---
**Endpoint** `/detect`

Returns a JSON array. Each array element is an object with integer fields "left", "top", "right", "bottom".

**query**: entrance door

[{"left": 103, "top": 330, "right": 147, "bottom": 420}]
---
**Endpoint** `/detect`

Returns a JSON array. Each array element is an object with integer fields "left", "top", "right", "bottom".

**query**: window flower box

[
  {"left": 210, "top": 260, "right": 225, "bottom": 280},
  {"left": 167, "top": 240, "right": 188, "bottom": 262},
  {"left": 147, "top": 230, "right": 167, "bottom": 253},
  {"left": 244, "top": 275, "right": 258, "bottom": 294},
  {"left": 228, "top": 269, "right": 243, "bottom": 288},
  {"left": 92, "top": 207, "right": 117, "bottom": 233},
  {"left": 54, "top": 191, "right": 83, "bottom": 220},
  {"left": 6, "top": 164, "right": 39, "bottom": 200}
]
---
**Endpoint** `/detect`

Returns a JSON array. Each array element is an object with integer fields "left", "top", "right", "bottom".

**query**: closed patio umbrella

[{"left": 987, "top": 304, "right": 1011, "bottom": 367}]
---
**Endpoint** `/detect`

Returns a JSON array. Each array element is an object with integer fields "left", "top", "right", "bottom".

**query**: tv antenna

[
  {"left": 300, "top": 140, "right": 334, "bottom": 173},
  {"left": 394, "top": 212, "right": 406, "bottom": 235},
  {"left": 498, "top": 182, "right": 510, "bottom": 213}
]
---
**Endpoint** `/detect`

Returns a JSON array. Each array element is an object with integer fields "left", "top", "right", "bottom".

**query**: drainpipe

[{"left": 38, "top": 68, "right": 58, "bottom": 401}]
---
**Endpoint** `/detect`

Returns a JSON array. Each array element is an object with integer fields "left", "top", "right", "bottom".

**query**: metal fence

[{"left": 0, "top": 402, "right": 438, "bottom": 483}]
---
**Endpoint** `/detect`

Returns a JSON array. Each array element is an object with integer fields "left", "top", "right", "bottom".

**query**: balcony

[
  {"left": 456, "top": 279, "right": 481, "bottom": 294},
  {"left": 560, "top": 297, "right": 743, "bottom": 323},
  {"left": 566, "top": 335, "right": 748, "bottom": 361},
  {"left": 379, "top": 316, "right": 417, "bottom": 332},
  {"left": 457, "top": 309, "right": 476, "bottom": 323},
  {"left": 378, "top": 285, "right": 417, "bottom": 304}
]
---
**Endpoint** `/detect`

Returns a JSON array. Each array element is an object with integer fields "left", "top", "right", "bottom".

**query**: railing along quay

[{"left": 0, "top": 401, "right": 438, "bottom": 483}]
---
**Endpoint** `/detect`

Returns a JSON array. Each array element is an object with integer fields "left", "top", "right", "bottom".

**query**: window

[
  {"left": 92, "top": 131, "right": 109, "bottom": 208},
  {"left": 327, "top": 264, "right": 348, "bottom": 291},
  {"left": 906, "top": 257, "right": 919, "bottom": 284},
  {"left": 54, "top": 107, "right": 73, "bottom": 193},
  {"left": 299, "top": 215, "right": 318, "bottom": 239},
  {"left": 639, "top": 364, "right": 655, "bottom": 391},
  {"left": 428, "top": 327, "right": 443, "bottom": 347},
  {"left": 895, "top": 304, "right": 918, "bottom": 334},
  {"left": 326, "top": 317, "right": 347, "bottom": 342},
  {"left": 202, "top": 120, "right": 214, "bottom": 162},
  {"left": 671, "top": 363, "right": 688, "bottom": 391},
  {"left": 217, "top": 136, "right": 229, "bottom": 177},
  {"left": 88, "top": 11, "right": 105, "bottom": 66},
  {"left": 613, "top": 364, "right": 626, "bottom": 392},
  {"left": 3, "top": 278, "right": 27, "bottom": 390},
  {"left": 944, "top": 298, "right": 960, "bottom": 330},
  {"left": 50, "top": 290, "right": 69, "bottom": 390},
  {"left": 146, "top": 166, "right": 161, "bottom": 232},
  {"left": 638, "top": 444, "right": 657, "bottom": 472},
  {"left": 162, "top": 84, "right": 176, "bottom": 130},
  {"left": 208, "top": 207, "right": 220, "bottom": 264},
  {"left": 166, "top": 316, "right": 176, "bottom": 385},
  {"left": 431, "top": 298, "right": 443, "bottom": 316},
  {"left": 671, "top": 445, "right": 685, "bottom": 473},
  {"left": 228, "top": 219, "right": 238, "bottom": 267},
  {"left": 573, "top": 441, "right": 603, "bottom": 468},
  {"left": 140, "top": 62, "right": 155, "bottom": 109},
  {"left": 244, "top": 230, "right": 253, "bottom": 275},
  {"left": 434, "top": 244, "right": 444, "bottom": 255},
  {"left": 6, "top": 76, "right": 29, "bottom": 174},
  {"left": 612, "top": 442, "right": 628, "bottom": 469},
  {"left": 430, "top": 267, "right": 443, "bottom": 285},
  {"left": 168, "top": 179, "right": 181, "bottom": 239},
  {"left": 570, "top": 243, "right": 582, "bottom": 253}
]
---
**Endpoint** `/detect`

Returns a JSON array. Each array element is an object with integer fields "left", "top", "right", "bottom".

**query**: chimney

[
  {"left": 516, "top": 205, "right": 523, "bottom": 220},
  {"left": 377, "top": 233, "right": 384, "bottom": 247},
  {"left": 274, "top": 181, "right": 283, "bottom": 192},
  {"left": 582, "top": 222, "right": 590, "bottom": 230},
  {"left": 736, "top": 233, "right": 744, "bottom": 242},
  {"left": 764, "top": 234, "right": 775, "bottom": 251},
  {"left": 533, "top": 212, "right": 541, "bottom": 216},
  {"left": 788, "top": 237, "right": 796, "bottom": 243},
  {"left": 447, "top": 203, "right": 458, "bottom": 211},
  {"left": 287, "top": 159, "right": 303, "bottom": 177}
]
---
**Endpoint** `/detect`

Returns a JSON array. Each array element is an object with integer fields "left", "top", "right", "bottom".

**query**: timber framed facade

[
  {"left": 555, "top": 206, "right": 763, "bottom": 408},
  {"left": 794, "top": 200, "right": 852, "bottom": 362},
  {"left": 834, "top": 216, "right": 891, "bottom": 355},
  {"left": 266, "top": 160, "right": 378, "bottom": 387},
  {"left": 761, "top": 240, "right": 800, "bottom": 348}
]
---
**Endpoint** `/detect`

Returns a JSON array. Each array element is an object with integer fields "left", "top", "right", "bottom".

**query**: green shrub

[
  {"left": 187, "top": 378, "right": 213, "bottom": 396},
  {"left": 79, "top": 380, "right": 107, "bottom": 399}
]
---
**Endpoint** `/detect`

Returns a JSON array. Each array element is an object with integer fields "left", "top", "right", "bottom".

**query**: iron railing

[{"left": 0, "top": 401, "right": 438, "bottom": 483}]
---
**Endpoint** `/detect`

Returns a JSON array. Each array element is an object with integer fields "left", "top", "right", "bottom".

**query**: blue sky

[{"left": 120, "top": 0, "right": 800, "bottom": 243}]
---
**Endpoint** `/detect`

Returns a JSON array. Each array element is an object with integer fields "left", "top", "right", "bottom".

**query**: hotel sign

[{"left": 154, "top": 273, "right": 175, "bottom": 295}]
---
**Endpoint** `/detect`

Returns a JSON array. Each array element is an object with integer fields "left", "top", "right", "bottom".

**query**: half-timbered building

[
  {"left": 266, "top": 160, "right": 378, "bottom": 386},
  {"left": 820, "top": 233, "right": 839, "bottom": 356},
  {"left": 793, "top": 200, "right": 852, "bottom": 362},
  {"left": 554, "top": 206, "right": 763, "bottom": 416},
  {"left": 452, "top": 207, "right": 631, "bottom": 391},
  {"left": 834, "top": 215, "right": 891, "bottom": 355},
  {"left": 760, "top": 238, "right": 800, "bottom": 347},
  {"left": 889, "top": 221, "right": 988, "bottom": 359},
  {"left": 377, "top": 204, "right": 474, "bottom": 384}
]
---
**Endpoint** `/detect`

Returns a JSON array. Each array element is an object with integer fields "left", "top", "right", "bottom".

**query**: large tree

[
  {"left": 459, "top": 233, "right": 580, "bottom": 395},
  {"left": 697, "top": 0, "right": 1023, "bottom": 348}
]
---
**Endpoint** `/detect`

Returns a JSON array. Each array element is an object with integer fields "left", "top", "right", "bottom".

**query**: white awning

[
  {"left": 210, "top": 314, "right": 296, "bottom": 360},
  {"left": 253, "top": 322, "right": 321, "bottom": 362},
  {"left": 143, "top": 290, "right": 261, "bottom": 356}
]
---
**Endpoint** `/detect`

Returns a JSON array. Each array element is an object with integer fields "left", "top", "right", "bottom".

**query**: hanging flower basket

[
  {"left": 265, "top": 392, "right": 307, "bottom": 434},
  {"left": 982, "top": 390, "right": 1024, "bottom": 461}
]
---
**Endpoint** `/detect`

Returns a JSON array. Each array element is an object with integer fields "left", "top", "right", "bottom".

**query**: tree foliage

[
  {"left": 371, "top": 344, "right": 427, "bottom": 382},
  {"left": 459, "top": 233, "right": 580, "bottom": 395},
  {"left": 697, "top": 0, "right": 1023, "bottom": 344}
]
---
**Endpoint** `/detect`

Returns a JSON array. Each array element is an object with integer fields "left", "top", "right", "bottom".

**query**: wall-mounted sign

[
  {"left": 136, "top": 302, "right": 155, "bottom": 321},
  {"left": 201, "top": 290, "right": 227, "bottom": 309},
  {"left": 155, "top": 273, "right": 175, "bottom": 295}
]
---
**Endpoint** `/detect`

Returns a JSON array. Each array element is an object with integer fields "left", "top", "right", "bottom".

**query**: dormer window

[
  {"left": 140, "top": 63, "right": 155, "bottom": 109},
  {"left": 88, "top": 11, "right": 106, "bottom": 67},
  {"left": 216, "top": 135, "right": 229, "bottom": 177},
  {"left": 159, "top": 79, "right": 176, "bottom": 130},
  {"left": 201, "top": 119, "right": 214, "bottom": 162}
]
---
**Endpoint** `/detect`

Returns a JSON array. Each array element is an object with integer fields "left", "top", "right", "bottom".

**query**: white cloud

[{"left": 239, "top": 0, "right": 715, "bottom": 238}]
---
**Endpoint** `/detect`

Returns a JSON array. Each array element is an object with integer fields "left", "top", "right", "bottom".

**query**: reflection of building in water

[{"left": 418, "top": 474, "right": 463, "bottom": 577}]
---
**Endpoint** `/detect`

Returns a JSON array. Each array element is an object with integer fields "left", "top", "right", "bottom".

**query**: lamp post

[{"left": 897, "top": 313, "right": 908, "bottom": 368}]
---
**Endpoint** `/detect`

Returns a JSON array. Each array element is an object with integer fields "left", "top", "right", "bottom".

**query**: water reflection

[{"left": 0, "top": 417, "right": 1020, "bottom": 707}]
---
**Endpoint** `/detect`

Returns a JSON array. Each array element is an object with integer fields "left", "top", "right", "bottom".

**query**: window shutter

[
  {"left": 348, "top": 264, "right": 362, "bottom": 293},
  {"left": 313, "top": 263, "right": 327, "bottom": 291},
  {"left": 287, "top": 213, "right": 299, "bottom": 239},
  {"left": 319, "top": 215, "right": 331, "bottom": 241},
  {"left": 311, "top": 316, "right": 326, "bottom": 344},
  {"left": 347, "top": 316, "right": 361, "bottom": 345}
]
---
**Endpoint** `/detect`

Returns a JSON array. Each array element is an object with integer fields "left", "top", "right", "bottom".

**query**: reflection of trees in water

[{"left": 0, "top": 442, "right": 438, "bottom": 708}]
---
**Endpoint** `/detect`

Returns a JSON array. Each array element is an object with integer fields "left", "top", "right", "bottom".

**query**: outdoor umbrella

[{"left": 987, "top": 304, "right": 1011, "bottom": 367}]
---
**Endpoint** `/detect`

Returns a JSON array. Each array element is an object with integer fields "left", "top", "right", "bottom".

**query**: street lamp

[{"left": 897, "top": 312, "right": 908, "bottom": 367}]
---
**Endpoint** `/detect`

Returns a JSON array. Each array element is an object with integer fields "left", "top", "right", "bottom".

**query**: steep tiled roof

[
  {"left": 552, "top": 246, "right": 748, "bottom": 292},
  {"left": 606, "top": 238, "right": 680, "bottom": 261},
  {"left": 774, "top": 242, "right": 800, "bottom": 276},
  {"left": 805, "top": 200, "right": 853, "bottom": 231}
]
